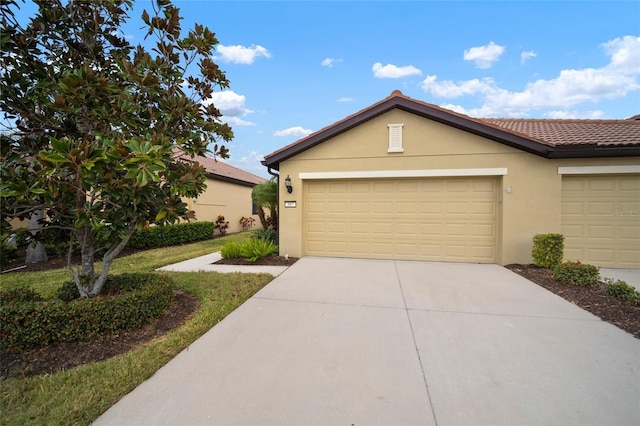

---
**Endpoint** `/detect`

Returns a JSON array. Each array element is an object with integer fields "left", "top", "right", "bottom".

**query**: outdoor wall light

[{"left": 284, "top": 175, "right": 293, "bottom": 193}]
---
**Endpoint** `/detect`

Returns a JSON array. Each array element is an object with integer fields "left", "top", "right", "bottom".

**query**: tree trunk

[
  {"left": 257, "top": 207, "right": 268, "bottom": 229},
  {"left": 71, "top": 225, "right": 96, "bottom": 298},
  {"left": 25, "top": 210, "right": 48, "bottom": 263},
  {"left": 68, "top": 222, "right": 138, "bottom": 297}
]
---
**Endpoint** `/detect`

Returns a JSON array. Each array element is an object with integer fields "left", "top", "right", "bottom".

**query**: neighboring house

[
  {"left": 177, "top": 152, "right": 266, "bottom": 234},
  {"left": 262, "top": 90, "right": 640, "bottom": 268}
]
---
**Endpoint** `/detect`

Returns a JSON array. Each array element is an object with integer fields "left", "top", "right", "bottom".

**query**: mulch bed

[
  {"left": 0, "top": 291, "right": 199, "bottom": 379},
  {"left": 214, "top": 255, "right": 299, "bottom": 266},
  {"left": 0, "top": 253, "right": 296, "bottom": 379},
  {"left": 505, "top": 264, "right": 640, "bottom": 339},
  {"left": 3, "top": 256, "right": 637, "bottom": 379}
]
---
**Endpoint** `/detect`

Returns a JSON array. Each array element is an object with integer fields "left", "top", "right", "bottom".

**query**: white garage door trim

[
  {"left": 299, "top": 168, "right": 508, "bottom": 180},
  {"left": 558, "top": 165, "right": 640, "bottom": 175}
]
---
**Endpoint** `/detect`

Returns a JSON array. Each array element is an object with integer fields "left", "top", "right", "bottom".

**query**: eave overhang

[{"left": 262, "top": 94, "right": 640, "bottom": 171}]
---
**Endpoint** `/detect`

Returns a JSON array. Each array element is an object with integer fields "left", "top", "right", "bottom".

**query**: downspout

[{"left": 266, "top": 167, "right": 280, "bottom": 246}]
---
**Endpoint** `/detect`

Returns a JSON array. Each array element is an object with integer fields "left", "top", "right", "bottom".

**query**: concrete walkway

[
  {"left": 156, "top": 252, "right": 290, "bottom": 276},
  {"left": 96, "top": 258, "right": 640, "bottom": 425}
]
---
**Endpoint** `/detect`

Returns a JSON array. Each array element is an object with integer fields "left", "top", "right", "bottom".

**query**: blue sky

[{"left": 11, "top": 1, "right": 640, "bottom": 178}]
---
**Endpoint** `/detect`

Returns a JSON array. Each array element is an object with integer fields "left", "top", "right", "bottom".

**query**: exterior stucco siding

[
  {"left": 187, "top": 178, "right": 260, "bottom": 234},
  {"left": 276, "top": 109, "right": 640, "bottom": 265}
]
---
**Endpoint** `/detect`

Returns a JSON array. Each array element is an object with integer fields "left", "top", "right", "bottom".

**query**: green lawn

[{"left": 0, "top": 232, "right": 274, "bottom": 426}]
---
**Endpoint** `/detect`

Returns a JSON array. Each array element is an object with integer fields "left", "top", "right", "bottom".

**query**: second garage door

[
  {"left": 304, "top": 177, "right": 498, "bottom": 262},
  {"left": 561, "top": 174, "right": 640, "bottom": 268}
]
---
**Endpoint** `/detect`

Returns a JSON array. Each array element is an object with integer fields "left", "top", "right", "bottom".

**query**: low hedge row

[
  {"left": 0, "top": 273, "right": 175, "bottom": 349},
  {"left": 127, "top": 222, "right": 214, "bottom": 249},
  {"left": 553, "top": 261, "right": 600, "bottom": 286}
]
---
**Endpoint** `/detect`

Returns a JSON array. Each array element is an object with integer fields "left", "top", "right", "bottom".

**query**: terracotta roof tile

[
  {"left": 263, "top": 91, "right": 640, "bottom": 167},
  {"left": 480, "top": 118, "right": 640, "bottom": 147},
  {"left": 175, "top": 150, "right": 266, "bottom": 186}
]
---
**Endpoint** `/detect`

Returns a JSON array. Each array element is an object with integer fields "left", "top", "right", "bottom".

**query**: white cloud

[
  {"left": 215, "top": 44, "right": 271, "bottom": 64},
  {"left": 224, "top": 150, "right": 267, "bottom": 177},
  {"left": 321, "top": 57, "right": 342, "bottom": 68},
  {"left": 463, "top": 41, "right": 505, "bottom": 69},
  {"left": 274, "top": 126, "right": 314, "bottom": 137},
  {"left": 338, "top": 96, "right": 354, "bottom": 102},
  {"left": 421, "top": 36, "right": 640, "bottom": 117},
  {"left": 602, "top": 35, "right": 640, "bottom": 74},
  {"left": 372, "top": 62, "right": 422, "bottom": 79},
  {"left": 544, "top": 110, "right": 606, "bottom": 119},
  {"left": 225, "top": 117, "right": 256, "bottom": 127},
  {"left": 420, "top": 75, "right": 494, "bottom": 98},
  {"left": 203, "top": 90, "right": 252, "bottom": 116},
  {"left": 202, "top": 90, "right": 255, "bottom": 125},
  {"left": 521, "top": 50, "right": 536, "bottom": 64}
]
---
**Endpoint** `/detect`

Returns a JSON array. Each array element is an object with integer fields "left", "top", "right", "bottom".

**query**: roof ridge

[{"left": 482, "top": 118, "right": 639, "bottom": 124}]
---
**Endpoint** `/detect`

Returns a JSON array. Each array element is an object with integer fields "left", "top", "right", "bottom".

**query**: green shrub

[
  {"left": 0, "top": 273, "right": 175, "bottom": 349},
  {"left": 240, "top": 239, "right": 278, "bottom": 263},
  {"left": 55, "top": 281, "right": 81, "bottom": 302},
  {"left": 0, "top": 236, "right": 18, "bottom": 269},
  {"left": 252, "top": 228, "right": 277, "bottom": 244},
  {"left": 128, "top": 222, "right": 214, "bottom": 249},
  {"left": 0, "top": 288, "right": 42, "bottom": 304},
  {"left": 220, "top": 241, "right": 243, "bottom": 259},
  {"left": 553, "top": 261, "right": 599, "bottom": 286},
  {"left": 532, "top": 233, "right": 564, "bottom": 268},
  {"left": 604, "top": 278, "right": 640, "bottom": 303}
]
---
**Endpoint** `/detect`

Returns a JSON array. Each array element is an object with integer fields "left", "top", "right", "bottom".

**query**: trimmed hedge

[
  {"left": 553, "top": 261, "right": 599, "bottom": 286},
  {"left": 127, "top": 222, "right": 214, "bottom": 249},
  {"left": 532, "top": 233, "right": 564, "bottom": 268},
  {"left": 604, "top": 278, "right": 640, "bottom": 303},
  {"left": 0, "top": 273, "right": 175, "bottom": 349}
]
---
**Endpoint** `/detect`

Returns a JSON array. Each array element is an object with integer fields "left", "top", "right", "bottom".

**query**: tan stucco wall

[
  {"left": 186, "top": 178, "right": 260, "bottom": 234},
  {"left": 277, "top": 108, "right": 640, "bottom": 264}
]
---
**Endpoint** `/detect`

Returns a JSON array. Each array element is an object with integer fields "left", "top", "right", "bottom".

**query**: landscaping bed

[
  {"left": 214, "top": 254, "right": 299, "bottom": 266},
  {"left": 1, "top": 291, "right": 198, "bottom": 379},
  {"left": 506, "top": 264, "right": 640, "bottom": 339}
]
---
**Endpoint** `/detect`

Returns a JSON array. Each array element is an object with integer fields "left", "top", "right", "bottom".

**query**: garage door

[
  {"left": 304, "top": 177, "right": 497, "bottom": 262},
  {"left": 561, "top": 175, "right": 640, "bottom": 268}
]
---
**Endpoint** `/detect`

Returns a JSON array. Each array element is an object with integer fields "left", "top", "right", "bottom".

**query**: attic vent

[{"left": 387, "top": 123, "right": 404, "bottom": 153}]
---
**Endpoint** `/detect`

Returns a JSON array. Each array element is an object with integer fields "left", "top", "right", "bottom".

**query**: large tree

[{"left": 0, "top": 0, "right": 232, "bottom": 296}]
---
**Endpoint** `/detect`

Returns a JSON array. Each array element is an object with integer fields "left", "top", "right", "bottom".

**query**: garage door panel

[
  {"left": 561, "top": 201, "right": 584, "bottom": 215},
  {"left": 374, "top": 182, "right": 393, "bottom": 193},
  {"left": 472, "top": 201, "right": 495, "bottom": 215},
  {"left": 621, "top": 250, "right": 640, "bottom": 264},
  {"left": 396, "top": 223, "right": 418, "bottom": 236},
  {"left": 589, "top": 179, "right": 615, "bottom": 191},
  {"left": 473, "top": 180, "right": 496, "bottom": 192},
  {"left": 588, "top": 202, "right": 614, "bottom": 215},
  {"left": 472, "top": 223, "right": 495, "bottom": 237},
  {"left": 472, "top": 245, "right": 495, "bottom": 261},
  {"left": 421, "top": 202, "right": 443, "bottom": 214},
  {"left": 304, "top": 177, "right": 497, "bottom": 262},
  {"left": 621, "top": 178, "right": 640, "bottom": 191},
  {"left": 620, "top": 224, "right": 640, "bottom": 239},
  {"left": 561, "top": 175, "right": 640, "bottom": 268}
]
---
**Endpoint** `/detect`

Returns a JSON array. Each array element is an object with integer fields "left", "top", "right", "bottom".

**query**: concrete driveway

[{"left": 95, "top": 257, "right": 640, "bottom": 426}]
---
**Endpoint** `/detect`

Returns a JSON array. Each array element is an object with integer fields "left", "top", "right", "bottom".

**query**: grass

[
  {"left": 0, "top": 232, "right": 251, "bottom": 298},
  {"left": 0, "top": 232, "right": 274, "bottom": 425}
]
